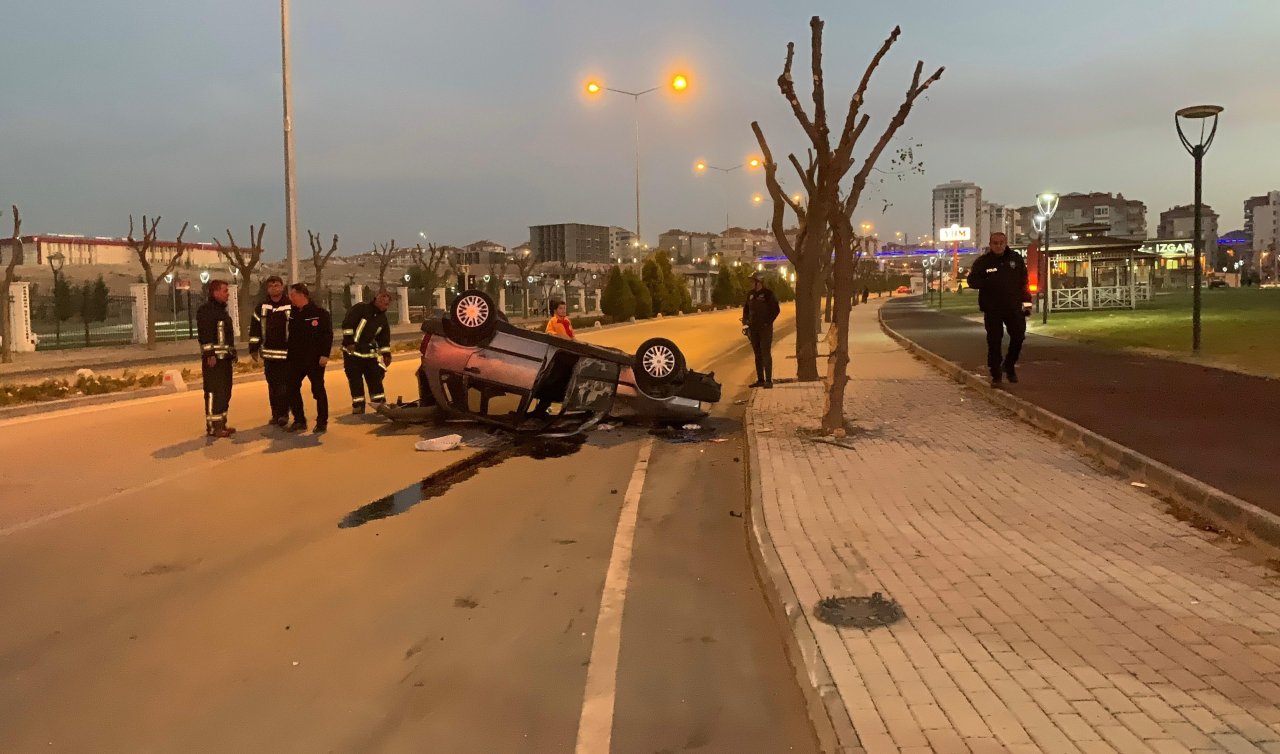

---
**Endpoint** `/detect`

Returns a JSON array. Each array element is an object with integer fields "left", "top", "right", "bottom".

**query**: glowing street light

[
  {"left": 583, "top": 71, "right": 691, "bottom": 247},
  {"left": 1175, "top": 104, "right": 1224, "bottom": 353},
  {"left": 752, "top": 193, "right": 763, "bottom": 206},
  {"left": 695, "top": 156, "right": 763, "bottom": 230},
  {"left": 1035, "top": 192, "right": 1059, "bottom": 324}
]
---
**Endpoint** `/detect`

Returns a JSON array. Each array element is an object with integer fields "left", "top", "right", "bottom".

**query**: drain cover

[{"left": 813, "top": 592, "right": 904, "bottom": 629}]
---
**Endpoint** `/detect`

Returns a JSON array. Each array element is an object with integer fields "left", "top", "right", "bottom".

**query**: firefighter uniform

[
  {"left": 286, "top": 301, "right": 333, "bottom": 429},
  {"left": 196, "top": 297, "right": 237, "bottom": 436},
  {"left": 340, "top": 301, "right": 391, "bottom": 413},
  {"left": 248, "top": 295, "right": 292, "bottom": 423}
]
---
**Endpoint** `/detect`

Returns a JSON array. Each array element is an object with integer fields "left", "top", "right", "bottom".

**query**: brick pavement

[{"left": 750, "top": 301, "right": 1280, "bottom": 753}]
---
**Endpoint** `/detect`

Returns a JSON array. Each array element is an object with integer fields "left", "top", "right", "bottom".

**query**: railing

[{"left": 1051, "top": 283, "right": 1149, "bottom": 311}]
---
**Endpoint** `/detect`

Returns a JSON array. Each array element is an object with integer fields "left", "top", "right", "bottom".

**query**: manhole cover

[{"left": 813, "top": 593, "right": 904, "bottom": 629}]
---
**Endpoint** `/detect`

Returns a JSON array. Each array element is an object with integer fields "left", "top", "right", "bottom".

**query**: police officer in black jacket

[
  {"left": 285, "top": 283, "right": 333, "bottom": 433},
  {"left": 248, "top": 275, "right": 292, "bottom": 426},
  {"left": 966, "top": 232, "right": 1032, "bottom": 385},
  {"left": 197, "top": 279, "right": 237, "bottom": 438},
  {"left": 340, "top": 290, "right": 393, "bottom": 414},
  {"left": 742, "top": 271, "right": 781, "bottom": 388}
]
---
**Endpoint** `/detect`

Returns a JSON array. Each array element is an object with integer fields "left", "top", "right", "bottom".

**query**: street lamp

[
  {"left": 280, "top": 0, "right": 300, "bottom": 283},
  {"left": 585, "top": 73, "right": 690, "bottom": 247},
  {"left": 1036, "top": 192, "right": 1059, "bottom": 324},
  {"left": 47, "top": 250, "right": 65, "bottom": 347},
  {"left": 695, "top": 157, "right": 762, "bottom": 230},
  {"left": 1175, "top": 104, "right": 1223, "bottom": 353}
]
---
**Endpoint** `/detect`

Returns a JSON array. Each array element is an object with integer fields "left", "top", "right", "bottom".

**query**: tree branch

[
  {"left": 751, "top": 121, "right": 799, "bottom": 263},
  {"left": 777, "top": 42, "right": 819, "bottom": 146},
  {"left": 836, "top": 26, "right": 901, "bottom": 162},
  {"left": 809, "top": 16, "right": 831, "bottom": 152}
]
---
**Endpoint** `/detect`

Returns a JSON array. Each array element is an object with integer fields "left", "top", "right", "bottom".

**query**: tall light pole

[
  {"left": 1175, "top": 104, "right": 1223, "bottom": 354},
  {"left": 695, "top": 157, "right": 761, "bottom": 230},
  {"left": 280, "top": 0, "right": 300, "bottom": 284},
  {"left": 585, "top": 74, "right": 689, "bottom": 248},
  {"left": 47, "top": 251, "right": 65, "bottom": 347},
  {"left": 1036, "top": 193, "right": 1059, "bottom": 324}
]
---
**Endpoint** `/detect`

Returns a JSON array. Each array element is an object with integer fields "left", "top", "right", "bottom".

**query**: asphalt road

[{"left": 0, "top": 308, "right": 817, "bottom": 753}]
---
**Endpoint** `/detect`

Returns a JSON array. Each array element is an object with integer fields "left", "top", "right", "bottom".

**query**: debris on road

[
  {"left": 1130, "top": 481, "right": 1149, "bottom": 488},
  {"left": 733, "top": 399, "right": 747, "bottom": 405},
  {"left": 415, "top": 434, "right": 463, "bottom": 452},
  {"left": 710, "top": 438, "right": 729, "bottom": 443},
  {"left": 729, "top": 510, "right": 742, "bottom": 518},
  {"left": 595, "top": 423, "right": 618, "bottom": 432},
  {"left": 682, "top": 423, "right": 701, "bottom": 430}
]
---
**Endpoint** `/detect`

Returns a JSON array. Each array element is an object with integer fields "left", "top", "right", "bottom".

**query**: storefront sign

[
  {"left": 1140, "top": 240, "right": 1195, "bottom": 257},
  {"left": 938, "top": 224, "right": 972, "bottom": 243}
]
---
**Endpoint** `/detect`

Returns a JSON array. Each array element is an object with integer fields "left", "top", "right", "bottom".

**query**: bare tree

[
  {"left": 0, "top": 206, "right": 21, "bottom": 363},
  {"left": 127, "top": 215, "right": 189, "bottom": 350},
  {"left": 307, "top": 230, "right": 339, "bottom": 292},
  {"left": 213, "top": 224, "right": 267, "bottom": 343},
  {"left": 511, "top": 248, "right": 540, "bottom": 317},
  {"left": 408, "top": 242, "right": 449, "bottom": 303},
  {"left": 371, "top": 239, "right": 398, "bottom": 292}
]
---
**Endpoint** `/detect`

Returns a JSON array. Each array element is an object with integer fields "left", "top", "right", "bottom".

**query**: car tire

[
  {"left": 633, "top": 337, "right": 687, "bottom": 395},
  {"left": 444, "top": 289, "right": 498, "bottom": 347}
]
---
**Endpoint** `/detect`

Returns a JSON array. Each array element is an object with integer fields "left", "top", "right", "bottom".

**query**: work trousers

[
  {"left": 344, "top": 353, "right": 386, "bottom": 409},
  {"left": 202, "top": 357, "right": 233, "bottom": 430},
  {"left": 287, "top": 361, "right": 329, "bottom": 425},
  {"left": 748, "top": 324, "right": 774, "bottom": 382},
  {"left": 983, "top": 308, "right": 1027, "bottom": 374},
  {"left": 263, "top": 358, "right": 290, "bottom": 421}
]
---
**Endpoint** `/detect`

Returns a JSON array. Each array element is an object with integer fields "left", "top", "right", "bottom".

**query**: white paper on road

[{"left": 415, "top": 434, "right": 462, "bottom": 452}]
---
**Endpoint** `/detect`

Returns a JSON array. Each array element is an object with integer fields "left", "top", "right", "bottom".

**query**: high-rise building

[
  {"left": 528, "top": 223, "right": 611, "bottom": 264},
  {"left": 1243, "top": 193, "right": 1275, "bottom": 241},
  {"left": 1157, "top": 205, "right": 1219, "bottom": 243},
  {"left": 932, "top": 180, "right": 983, "bottom": 249},
  {"left": 456, "top": 240, "right": 508, "bottom": 267},
  {"left": 982, "top": 202, "right": 1019, "bottom": 245},
  {"left": 1251, "top": 192, "right": 1280, "bottom": 254},
  {"left": 1015, "top": 192, "right": 1147, "bottom": 242},
  {"left": 608, "top": 226, "right": 638, "bottom": 259}
]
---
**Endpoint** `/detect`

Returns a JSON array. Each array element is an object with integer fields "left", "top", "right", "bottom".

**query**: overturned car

[{"left": 378, "top": 290, "right": 722, "bottom": 435}]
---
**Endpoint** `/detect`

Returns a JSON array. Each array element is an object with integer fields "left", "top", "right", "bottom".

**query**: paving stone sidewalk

[{"left": 750, "top": 301, "right": 1280, "bottom": 754}]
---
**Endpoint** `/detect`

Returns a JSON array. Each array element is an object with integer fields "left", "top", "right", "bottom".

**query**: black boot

[
  {"left": 1004, "top": 364, "right": 1018, "bottom": 383},
  {"left": 990, "top": 369, "right": 1002, "bottom": 386}
]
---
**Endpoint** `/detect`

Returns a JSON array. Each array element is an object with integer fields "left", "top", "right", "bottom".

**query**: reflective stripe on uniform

[
  {"left": 353, "top": 319, "right": 367, "bottom": 343},
  {"left": 345, "top": 350, "right": 379, "bottom": 358},
  {"left": 379, "top": 346, "right": 392, "bottom": 354},
  {"left": 341, "top": 329, "right": 355, "bottom": 335},
  {"left": 248, "top": 337, "right": 261, "bottom": 344},
  {"left": 352, "top": 397, "right": 366, "bottom": 405},
  {"left": 370, "top": 393, "right": 385, "bottom": 402}
]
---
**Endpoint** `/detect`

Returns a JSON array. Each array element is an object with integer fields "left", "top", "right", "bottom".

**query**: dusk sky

[{"left": 4, "top": 0, "right": 1277, "bottom": 259}]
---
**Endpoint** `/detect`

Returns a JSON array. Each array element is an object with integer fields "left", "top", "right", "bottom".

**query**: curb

[
  {"left": 878, "top": 305, "right": 1280, "bottom": 559},
  {"left": 743, "top": 395, "right": 863, "bottom": 754}
]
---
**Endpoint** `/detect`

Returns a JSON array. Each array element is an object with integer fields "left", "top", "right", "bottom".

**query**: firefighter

[
  {"left": 248, "top": 275, "right": 292, "bottom": 426},
  {"left": 966, "top": 232, "right": 1032, "bottom": 385},
  {"left": 197, "top": 279, "right": 237, "bottom": 438},
  {"left": 285, "top": 283, "right": 333, "bottom": 432},
  {"left": 340, "top": 290, "right": 393, "bottom": 414},
  {"left": 742, "top": 271, "right": 781, "bottom": 388}
]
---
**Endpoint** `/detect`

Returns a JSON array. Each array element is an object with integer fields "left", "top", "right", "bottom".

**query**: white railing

[{"left": 1051, "top": 284, "right": 1147, "bottom": 311}]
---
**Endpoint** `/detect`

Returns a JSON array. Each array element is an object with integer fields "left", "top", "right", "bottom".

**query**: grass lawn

[{"left": 929, "top": 288, "right": 1280, "bottom": 378}]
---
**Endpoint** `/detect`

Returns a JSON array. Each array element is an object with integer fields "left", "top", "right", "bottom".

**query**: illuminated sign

[
  {"left": 1140, "top": 240, "right": 1195, "bottom": 257},
  {"left": 938, "top": 224, "right": 972, "bottom": 243}
]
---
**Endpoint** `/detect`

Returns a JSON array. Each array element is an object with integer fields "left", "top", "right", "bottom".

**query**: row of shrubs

[{"left": 0, "top": 369, "right": 194, "bottom": 408}]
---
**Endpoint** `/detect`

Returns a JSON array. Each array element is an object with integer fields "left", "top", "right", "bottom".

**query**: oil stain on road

[{"left": 337, "top": 436, "right": 586, "bottom": 529}]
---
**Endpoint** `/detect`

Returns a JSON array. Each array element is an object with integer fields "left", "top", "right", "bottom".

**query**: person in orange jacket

[{"left": 545, "top": 300, "right": 575, "bottom": 339}]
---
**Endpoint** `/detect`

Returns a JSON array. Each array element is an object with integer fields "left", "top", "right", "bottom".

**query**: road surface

[{"left": 0, "top": 308, "right": 817, "bottom": 753}]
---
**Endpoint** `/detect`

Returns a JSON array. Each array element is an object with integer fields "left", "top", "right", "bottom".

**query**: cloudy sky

[{"left": 3, "top": 0, "right": 1277, "bottom": 258}]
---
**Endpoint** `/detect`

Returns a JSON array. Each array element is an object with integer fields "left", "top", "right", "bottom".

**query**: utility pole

[{"left": 280, "top": 0, "right": 300, "bottom": 283}]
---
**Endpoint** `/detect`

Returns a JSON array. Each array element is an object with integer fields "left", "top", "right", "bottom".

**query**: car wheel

[
  {"left": 445, "top": 289, "right": 497, "bottom": 346},
  {"left": 633, "top": 337, "right": 687, "bottom": 395}
]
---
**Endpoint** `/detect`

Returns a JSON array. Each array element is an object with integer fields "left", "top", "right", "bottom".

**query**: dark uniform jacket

[
  {"left": 248, "top": 295, "right": 292, "bottom": 360},
  {"left": 341, "top": 302, "right": 392, "bottom": 359},
  {"left": 287, "top": 302, "right": 334, "bottom": 364},
  {"left": 966, "top": 250, "right": 1031, "bottom": 313},
  {"left": 742, "top": 287, "right": 781, "bottom": 329},
  {"left": 196, "top": 299, "right": 236, "bottom": 361}
]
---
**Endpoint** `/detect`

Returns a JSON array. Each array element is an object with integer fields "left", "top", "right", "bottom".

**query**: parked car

[
  {"left": 1206, "top": 278, "right": 1229, "bottom": 289},
  {"left": 378, "top": 290, "right": 722, "bottom": 436},
  {"left": 895, "top": 285, "right": 912, "bottom": 294}
]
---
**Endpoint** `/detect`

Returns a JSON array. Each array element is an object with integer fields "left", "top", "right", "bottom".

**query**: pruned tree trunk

[
  {"left": 215, "top": 224, "right": 267, "bottom": 343},
  {"left": 1, "top": 206, "right": 22, "bottom": 363},
  {"left": 308, "top": 231, "right": 339, "bottom": 292},
  {"left": 127, "top": 215, "right": 188, "bottom": 350},
  {"left": 373, "top": 240, "right": 397, "bottom": 292}
]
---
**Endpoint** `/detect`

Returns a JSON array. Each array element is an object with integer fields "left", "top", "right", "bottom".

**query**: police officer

[
  {"left": 285, "top": 283, "right": 333, "bottom": 432},
  {"left": 248, "top": 275, "right": 292, "bottom": 426},
  {"left": 197, "top": 279, "right": 237, "bottom": 438},
  {"left": 966, "top": 232, "right": 1032, "bottom": 385},
  {"left": 742, "top": 271, "right": 781, "bottom": 389},
  {"left": 340, "top": 290, "right": 392, "bottom": 414}
]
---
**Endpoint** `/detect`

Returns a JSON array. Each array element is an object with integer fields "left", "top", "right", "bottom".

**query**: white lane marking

[
  {"left": 574, "top": 436, "right": 655, "bottom": 754},
  {"left": 0, "top": 445, "right": 262, "bottom": 537}
]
